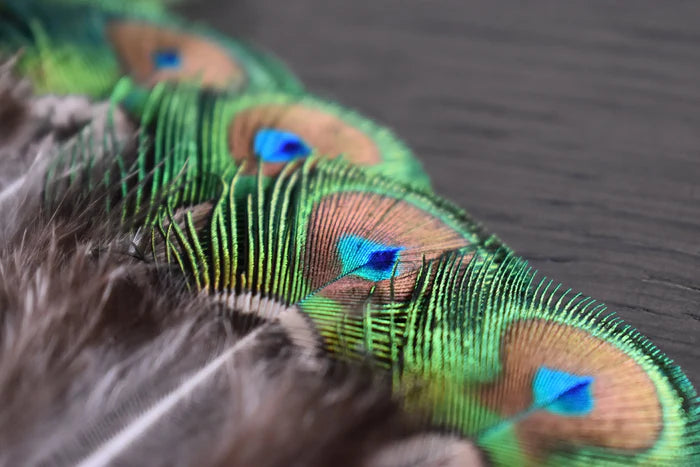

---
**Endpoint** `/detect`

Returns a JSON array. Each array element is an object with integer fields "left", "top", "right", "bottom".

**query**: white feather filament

[{"left": 75, "top": 329, "right": 261, "bottom": 467}]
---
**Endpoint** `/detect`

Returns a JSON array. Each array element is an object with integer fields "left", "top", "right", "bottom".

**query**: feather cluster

[{"left": 0, "top": 1, "right": 698, "bottom": 466}]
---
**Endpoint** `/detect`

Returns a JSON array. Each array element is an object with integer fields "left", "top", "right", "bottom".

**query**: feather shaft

[{"left": 75, "top": 329, "right": 261, "bottom": 467}]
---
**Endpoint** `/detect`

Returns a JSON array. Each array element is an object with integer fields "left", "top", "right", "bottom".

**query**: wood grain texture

[{"left": 178, "top": 0, "right": 700, "bottom": 385}]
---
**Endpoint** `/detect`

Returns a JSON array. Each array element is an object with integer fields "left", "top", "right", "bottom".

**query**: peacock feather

[
  {"left": 37, "top": 82, "right": 431, "bottom": 223},
  {"left": 0, "top": 169, "right": 470, "bottom": 467},
  {"left": 342, "top": 251, "right": 700, "bottom": 465},
  {"left": 0, "top": 0, "right": 301, "bottom": 98},
  {"left": 144, "top": 156, "right": 501, "bottom": 300},
  {"left": 113, "top": 83, "right": 431, "bottom": 210}
]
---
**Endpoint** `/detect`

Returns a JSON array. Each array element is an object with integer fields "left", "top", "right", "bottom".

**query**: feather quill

[{"left": 74, "top": 329, "right": 263, "bottom": 467}]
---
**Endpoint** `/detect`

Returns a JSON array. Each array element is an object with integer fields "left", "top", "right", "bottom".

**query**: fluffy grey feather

[
  {"left": 0, "top": 56, "right": 135, "bottom": 189},
  {"left": 0, "top": 57, "right": 136, "bottom": 244}
]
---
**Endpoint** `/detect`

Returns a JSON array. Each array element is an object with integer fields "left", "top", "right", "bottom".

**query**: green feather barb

[
  {"left": 352, "top": 252, "right": 700, "bottom": 465},
  {"left": 122, "top": 84, "right": 431, "bottom": 206}
]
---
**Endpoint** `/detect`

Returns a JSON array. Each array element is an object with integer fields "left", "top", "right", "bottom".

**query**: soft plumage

[{"left": 0, "top": 57, "right": 135, "bottom": 243}]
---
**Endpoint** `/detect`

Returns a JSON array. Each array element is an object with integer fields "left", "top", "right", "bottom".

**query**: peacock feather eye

[
  {"left": 224, "top": 93, "right": 430, "bottom": 186},
  {"left": 301, "top": 190, "right": 472, "bottom": 303},
  {"left": 474, "top": 318, "right": 665, "bottom": 464},
  {"left": 229, "top": 101, "right": 380, "bottom": 176},
  {"left": 336, "top": 235, "right": 404, "bottom": 282},
  {"left": 532, "top": 367, "right": 594, "bottom": 416},
  {"left": 253, "top": 128, "right": 312, "bottom": 163},
  {"left": 107, "top": 21, "right": 246, "bottom": 89},
  {"left": 152, "top": 48, "right": 181, "bottom": 70}
]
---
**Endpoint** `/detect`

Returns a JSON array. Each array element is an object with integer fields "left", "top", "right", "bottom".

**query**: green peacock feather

[
  {"left": 0, "top": 0, "right": 301, "bottom": 98},
  {"left": 145, "top": 155, "right": 501, "bottom": 297},
  {"left": 357, "top": 251, "right": 700, "bottom": 465},
  {"left": 114, "top": 82, "right": 431, "bottom": 208}
]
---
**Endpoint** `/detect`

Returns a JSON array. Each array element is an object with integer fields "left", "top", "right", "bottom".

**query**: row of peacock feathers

[{"left": 1, "top": 0, "right": 699, "bottom": 465}]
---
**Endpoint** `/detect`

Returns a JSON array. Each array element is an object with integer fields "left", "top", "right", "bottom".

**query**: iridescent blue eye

[
  {"left": 533, "top": 367, "right": 594, "bottom": 416},
  {"left": 337, "top": 234, "right": 404, "bottom": 281},
  {"left": 254, "top": 128, "right": 312, "bottom": 163},
  {"left": 152, "top": 49, "right": 182, "bottom": 70},
  {"left": 367, "top": 249, "right": 402, "bottom": 273}
]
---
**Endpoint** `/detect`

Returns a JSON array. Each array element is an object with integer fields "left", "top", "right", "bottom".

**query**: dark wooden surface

[{"left": 179, "top": 0, "right": 700, "bottom": 385}]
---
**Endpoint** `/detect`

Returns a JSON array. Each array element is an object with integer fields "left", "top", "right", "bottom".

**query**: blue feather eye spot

[
  {"left": 337, "top": 235, "right": 404, "bottom": 282},
  {"left": 253, "top": 128, "right": 312, "bottom": 163},
  {"left": 367, "top": 249, "right": 402, "bottom": 273},
  {"left": 532, "top": 367, "right": 594, "bottom": 416},
  {"left": 152, "top": 49, "right": 182, "bottom": 70}
]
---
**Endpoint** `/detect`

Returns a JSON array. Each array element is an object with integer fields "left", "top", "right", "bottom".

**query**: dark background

[{"left": 179, "top": 1, "right": 700, "bottom": 385}]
